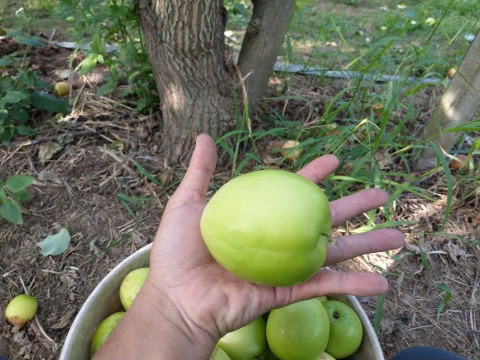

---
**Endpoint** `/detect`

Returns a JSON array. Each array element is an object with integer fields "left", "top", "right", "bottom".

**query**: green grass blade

[
  {"left": 374, "top": 294, "right": 385, "bottom": 335},
  {"left": 430, "top": 142, "right": 453, "bottom": 230},
  {"left": 436, "top": 286, "right": 452, "bottom": 321},
  {"left": 135, "top": 161, "right": 162, "bottom": 186}
]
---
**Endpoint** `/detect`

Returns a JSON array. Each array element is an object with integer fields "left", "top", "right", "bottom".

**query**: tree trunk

[
  {"left": 414, "top": 30, "right": 480, "bottom": 170},
  {"left": 237, "top": 0, "right": 296, "bottom": 111},
  {"left": 134, "top": 0, "right": 234, "bottom": 163}
]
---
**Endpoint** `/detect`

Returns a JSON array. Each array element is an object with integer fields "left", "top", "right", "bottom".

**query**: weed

[
  {"left": 0, "top": 174, "right": 34, "bottom": 225},
  {"left": 0, "top": 10, "right": 71, "bottom": 146}
]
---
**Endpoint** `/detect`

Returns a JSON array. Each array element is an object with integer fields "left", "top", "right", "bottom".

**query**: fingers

[
  {"left": 297, "top": 154, "right": 339, "bottom": 183},
  {"left": 298, "top": 269, "right": 389, "bottom": 298},
  {"left": 330, "top": 188, "right": 389, "bottom": 228},
  {"left": 324, "top": 229, "right": 405, "bottom": 266},
  {"left": 270, "top": 269, "right": 389, "bottom": 310},
  {"left": 176, "top": 134, "right": 217, "bottom": 200}
]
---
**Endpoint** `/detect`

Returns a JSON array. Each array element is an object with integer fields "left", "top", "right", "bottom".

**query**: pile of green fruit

[
  {"left": 90, "top": 266, "right": 363, "bottom": 360},
  {"left": 213, "top": 296, "right": 363, "bottom": 360},
  {"left": 90, "top": 267, "right": 149, "bottom": 358}
]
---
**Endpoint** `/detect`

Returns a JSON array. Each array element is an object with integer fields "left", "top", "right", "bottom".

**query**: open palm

[{"left": 146, "top": 134, "right": 404, "bottom": 341}]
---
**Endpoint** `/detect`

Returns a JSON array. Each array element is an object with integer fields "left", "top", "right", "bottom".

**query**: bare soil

[{"left": 1, "top": 34, "right": 479, "bottom": 360}]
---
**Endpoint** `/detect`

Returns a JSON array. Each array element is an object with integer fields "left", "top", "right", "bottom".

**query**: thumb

[{"left": 176, "top": 134, "right": 217, "bottom": 200}]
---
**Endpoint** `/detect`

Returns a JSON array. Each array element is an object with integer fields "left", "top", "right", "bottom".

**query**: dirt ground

[{"left": 1, "top": 35, "right": 479, "bottom": 360}]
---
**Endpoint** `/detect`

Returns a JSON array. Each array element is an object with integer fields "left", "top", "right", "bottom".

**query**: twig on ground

[{"left": 18, "top": 275, "right": 56, "bottom": 344}]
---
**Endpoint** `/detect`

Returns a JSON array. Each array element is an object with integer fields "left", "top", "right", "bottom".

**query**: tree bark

[
  {"left": 134, "top": 0, "right": 234, "bottom": 163},
  {"left": 414, "top": 30, "right": 480, "bottom": 170},
  {"left": 237, "top": 0, "right": 296, "bottom": 111}
]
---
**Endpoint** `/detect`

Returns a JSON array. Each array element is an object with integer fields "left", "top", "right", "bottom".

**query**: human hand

[{"left": 94, "top": 134, "right": 404, "bottom": 360}]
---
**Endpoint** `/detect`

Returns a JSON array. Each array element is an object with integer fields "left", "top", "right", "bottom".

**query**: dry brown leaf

[
  {"left": 49, "top": 309, "right": 75, "bottom": 330},
  {"left": 159, "top": 168, "right": 173, "bottom": 186},
  {"left": 38, "top": 142, "right": 62, "bottom": 165}
]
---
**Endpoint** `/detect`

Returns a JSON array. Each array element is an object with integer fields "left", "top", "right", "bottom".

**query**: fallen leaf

[
  {"left": 50, "top": 309, "right": 75, "bottom": 330},
  {"left": 38, "top": 228, "right": 71, "bottom": 256},
  {"left": 39, "top": 142, "right": 62, "bottom": 165},
  {"left": 159, "top": 168, "right": 173, "bottom": 186},
  {"left": 443, "top": 241, "right": 468, "bottom": 262}
]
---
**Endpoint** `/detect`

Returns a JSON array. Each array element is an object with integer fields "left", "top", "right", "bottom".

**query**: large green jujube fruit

[
  {"left": 200, "top": 170, "right": 331, "bottom": 287},
  {"left": 266, "top": 299, "right": 330, "bottom": 360},
  {"left": 210, "top": 347, "right": 233, "bottom": 360},
  {"left": 217, "top": 317, "right": 267, "bottom": 360},
  {"left": 322, "top": 300, "right": 363, "bottom": 359}
]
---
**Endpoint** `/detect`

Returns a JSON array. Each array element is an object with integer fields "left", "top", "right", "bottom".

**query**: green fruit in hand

[
  {"left": 5, "top": 294, "right": 38, "bottom": 325},
  {"left": 322, "top": 301, "right": 363, "bottom": 359},
  {"left": 210, "top": 347, "right": 232, "bottom": 360},
  {"left": 266, "top": 347, "right": 280, "bottom": 360},
  {"left": 266, "top": 299, "right": 330, "bottom": 360},
  {"left": 217, "top": 317, "right": 267, "bottom": 360},
  {"left": 316, "top": 296, "right": 328, "bottom": 303},
  {"left": 316, "top": 352, "right": 336, "bottom": 360},
  {"left": 119, "top": 267, "right": 149, "bottom": 310},
  {"left": 201, "top": 170, "right": 331, "bottom": 286},
  {"left": 90, "top": 312, "right": 125, "bottom": 357}
]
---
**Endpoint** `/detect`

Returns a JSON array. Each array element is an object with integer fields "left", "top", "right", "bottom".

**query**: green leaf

[
  {"left": 96, "top": 78, "right": 118, "bottom": 97},
  {"left": 29, "top": 92, "right": 72, "bottom": 114},
  {"left": 15, "top": 125, "right": 36, "bottom": 136},
  {"left": 0, "top": 109, "right": 7, "bottom": 122},
  {"left": 34, "top": 79, "right": 51, "bottom": 90},
  {"left": 79, "top": 57, "right": 97, "bottom": 75},
  {"left": 119, "top": 42, "right": 136, "bottom": 68},
  {"left": 0, "top": 188, "right": 6, "bottom": 201},
  {"left": 6, "top": 174, "right": 35, "bottom": 192},
  {"left": 0, "top": 200, "right": 23, "bottom": 224},
  {"left": 38, "top": 228, "right": 71, "bottom": 256},
  {"left": 436, "top": 290, "right": 452, "bottom": 321},
  {"left": 11, "top": 189, "right": 32, "bottom": 203},
  {"left": 0, "top": 55, "right": 13, "bottom": 67},
  {"left": 3, "top": 91, "right": 29, "bottom": 104},
  {"left": 15, "top": 36, "right": 45, "bottom": 48},
  {"left": 8, "top": 103, "right": 30, "bottom": 123},
  {"left": 0, "top": 126, "right": 14, "bottom": 145}
]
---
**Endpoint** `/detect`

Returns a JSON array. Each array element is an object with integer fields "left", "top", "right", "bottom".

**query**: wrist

[{"left": 93, "top": 278, "right": 217, "bottom": 359}]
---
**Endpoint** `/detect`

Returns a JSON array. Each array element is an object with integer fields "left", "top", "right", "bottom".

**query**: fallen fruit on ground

[
  {"left": 280, "top": 140, "right": 303, "bottom": 160},
  {"left": 5, "top": 294, "right": 38, "bottom": 326},
  {"left": 371, "top": 103, "right": 384, "bottom": 117},
  {"left": 200, "top": 170, "right": 331, "bottom": 286},
  {"left": 426, "top": 17, "right": 436, "bottom": 26},
  {"left": 217, "top": 317, "right": 267, "bottom": 360},
  {"left": 322, "top": 300, "right": 363, "bottom": 359},
  {"left": 449, "top": 154, "right": 469, "bottom": 171},
  {"left": 119, "top": 267, "right": 149, "bottom": 310},
  {"left": 266, "top": 299, "right": 330, "bottom": 360},
  {"left": 90, "top": 311, "right": 125, "bottom": 358},
  {"left": 54, "top": 81, "right": 70, "bottom": 97}
]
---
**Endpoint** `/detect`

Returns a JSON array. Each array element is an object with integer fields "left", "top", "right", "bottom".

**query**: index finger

[{"left": 296, "top": 154, "right": 339, "bottom": 183}]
